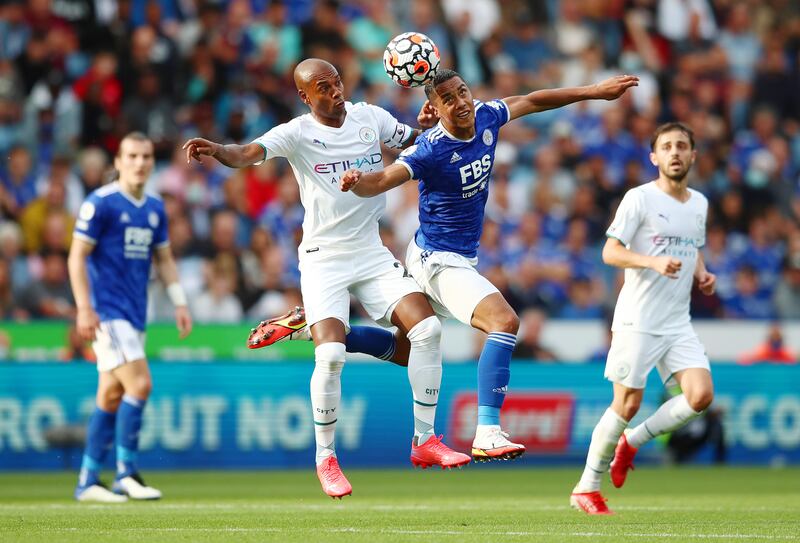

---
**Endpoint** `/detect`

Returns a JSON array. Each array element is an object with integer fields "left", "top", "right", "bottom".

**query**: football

[{"left": 383, "top": 32, "right": 440, "bottom": 88}]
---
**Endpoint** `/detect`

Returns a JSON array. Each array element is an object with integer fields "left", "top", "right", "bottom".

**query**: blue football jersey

[
  {"left": 397, "top": 99, "right": 510, "bottom": 258},
  {"left": 73, "top": 183, "right": 169, "bottom": 331}
]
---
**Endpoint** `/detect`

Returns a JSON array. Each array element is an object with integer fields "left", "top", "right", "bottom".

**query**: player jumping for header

[
  {"left": 570, "top": 122, "right": 716, "bottom": 515},
  {"left": 183, "top": 59, "right": 470, "bottom": 499},
  {"left": 339, "top": 69, "right": 638, "bottom": 461}
]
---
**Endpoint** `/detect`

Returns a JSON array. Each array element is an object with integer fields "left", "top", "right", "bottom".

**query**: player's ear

[
  {"left": 649, "top": 151, "right": 658, "bottom": 167},
  {"left": 297, "top": 89, "right": 310, "bottom": 106},
  {"left": 690, "top": 149, "right": 697, "bottom": 166}
]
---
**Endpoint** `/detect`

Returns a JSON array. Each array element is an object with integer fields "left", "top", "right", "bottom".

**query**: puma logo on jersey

[
  {"left": 658, "top": 213, "right": 670, "bottom": 222},
  {"left": 450, "top": 152, "right": 462, "bottom": 163},
  {"left": 312, "top": 139, "right": 327, "bottom": 149}
]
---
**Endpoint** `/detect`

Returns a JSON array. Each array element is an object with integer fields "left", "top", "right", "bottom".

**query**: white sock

[
  {"left": 627, "top": 394, "right": 701, "bottom": 449},
  {"left": 406, "top": 316, "right": 442, "bottom": 446},
  {"left": 310, "top": 342, "right": 345, "bottom": 465},
  {"left": 576, "top": 408, "right": 628, "bottom": 492}
]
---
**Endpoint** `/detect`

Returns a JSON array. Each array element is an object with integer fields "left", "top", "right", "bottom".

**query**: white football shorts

[
  {"left": 605, "top": 329, "right": 710, "bottom": 389},
  {"left": 299, "top": 243, "right": 422, "bottom": 329},
  {"left": 93, "top": 319, "right": 147, "bottom": 372},
  {"left": 405, "top": 239, "right": 499, "bottom": 326}
]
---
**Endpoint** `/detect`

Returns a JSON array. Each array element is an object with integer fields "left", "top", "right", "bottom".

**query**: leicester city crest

[
  {"left": 148, "top": 211, "right": 159, "bottom": 228},
  {"left": 482, "top": 129, "right": 493, "bottom": 146}
]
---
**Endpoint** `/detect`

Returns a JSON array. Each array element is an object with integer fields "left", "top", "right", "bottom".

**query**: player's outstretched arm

[
  {"left": 154, "top": 246, "right": 193, "bottom": 339},
  {"left": 602, "top": 237, "right": 681, "bottom": 278},
  {"left": 68, "top": 238, "right": 100, "bottom": 341},
  {"left": 182, "top": 138, "right": 265, "bottom": 169},
  {"left": 340, "top": 163, "right": 412, "bottom": 197},
  {"left": 503, "top": 75, "right": 639, "bottom": 121}
]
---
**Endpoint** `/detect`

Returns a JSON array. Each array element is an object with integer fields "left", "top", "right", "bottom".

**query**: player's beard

[{"left": 662, "top": 162, "right": 690, "bottom": 183}]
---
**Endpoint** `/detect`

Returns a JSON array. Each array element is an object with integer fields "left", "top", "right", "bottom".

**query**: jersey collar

[
  {"left": 115, "top": 182, "right": 147, "bottom": 207},
  {"left": 436, "top": 120, "right": 475, "bottom": 142}
]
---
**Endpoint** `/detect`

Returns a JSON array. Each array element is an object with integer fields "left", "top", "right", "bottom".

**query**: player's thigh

[
  {"left": 658, "top": 331, "right": 710, "bottom": 388},
  {"left": 299, "top": 254, "right": 352, "bottom": 330},
  {"left": 351, "top": 247, "right": 424, "bottom": 327},
  {"left": 605, "top": 331, "right": 670, "bottom": 389},
  {"left": 92, "top": 319, "right": 146, "bottom": 373},
  {"left": 427, "top": 265, "right": 499, "bottom": 326}
]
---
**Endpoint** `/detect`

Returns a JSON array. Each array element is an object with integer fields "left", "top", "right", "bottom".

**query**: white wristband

[{"left": 166, "top": 283, "right": 188, "bottom": 307}]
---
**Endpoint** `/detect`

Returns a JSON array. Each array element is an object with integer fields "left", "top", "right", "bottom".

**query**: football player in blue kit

[
  {"left": 70, "top": 132, "right": 193, "bottom": 502},
  {"left": 340, "top": 69, "right": 638, "bottom": 461}
]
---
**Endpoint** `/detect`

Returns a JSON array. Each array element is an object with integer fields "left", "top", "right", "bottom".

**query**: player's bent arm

[
  {"left": 183, "top": 138, "right": 265, "bottom": 168},
  {"left": 602, "top": 237, "right": 654, "bottom": 270},
  {"left": 154, "top": 246, "right": 192, "bottom": 338},
  {"left": 344, "top": 163, "right": 412, "bottom": 197},
  {"left": 68, "top": 238, "right": 95, "bottom": 311},
  {"left": 694, "top": 251, "right": 708, "bottom": 277},
  {"left": 503, "top": 75, "right": 639, "bottom": 121},
  {"left": 68, "top": 238, "right": 100, "bottom": 340}
]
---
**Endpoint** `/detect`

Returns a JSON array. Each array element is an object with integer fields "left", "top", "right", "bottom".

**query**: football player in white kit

[
  {"left": 570, "top": 123, "right": 717, "bottom": 514},
  {"left": 183, "top": 59, "right": 470, "bottom": 499}
]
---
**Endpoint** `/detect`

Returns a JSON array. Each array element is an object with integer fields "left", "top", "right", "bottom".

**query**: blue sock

[
  {"left": 346, "top": 326, "right": 396, "bottom": 361},
  {"left": 477, "top": 332, "right": 516, "bottom": 426},
  {"left": 116, "top": 395, "right": 145, "bottom": 478},
  {"left": 78, "top": 406, "right": 116, "bottom": 488}
]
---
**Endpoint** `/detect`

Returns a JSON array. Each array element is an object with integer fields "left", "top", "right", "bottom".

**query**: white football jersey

[
  {"left": 252, "top": 102, "right": 413, "bottom": 254},
  {"left": 606, "top": 182, "right": 708, "bottom": 335}
]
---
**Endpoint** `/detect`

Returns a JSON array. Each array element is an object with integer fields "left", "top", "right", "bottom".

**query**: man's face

[
  {"left": 115, "top": 138, "right": 154, "bottom": 190},
  {"left": 650, "top": 130, "right": 696, "bottom": 182},
  {"left": 431, "top": 76, "right": 475, "bottom": 132},
  {"left": 300, "top": 67, "right": 345, "bottom": 119}
]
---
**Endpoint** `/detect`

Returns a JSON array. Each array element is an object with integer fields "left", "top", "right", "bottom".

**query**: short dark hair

[
  {"left": 424, "top": 68, "right": 463, "bottom": 100},
  {"left": 116, "top": 131, "right": 152, "bottom": 156},
  {"left": 650, "top": 122, "right": 695, "bottom": 150}
]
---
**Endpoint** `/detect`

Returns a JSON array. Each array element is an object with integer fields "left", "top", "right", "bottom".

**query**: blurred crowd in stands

[{"left": 1, "top": 0, "right": 800, "bottom": 336}]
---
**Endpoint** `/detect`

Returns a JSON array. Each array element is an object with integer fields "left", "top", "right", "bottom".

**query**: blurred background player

[
  {"left": 340, "top": 68, "right": 638, "bottom": 462},
  {"left": 183, "top": 59, "right": 469, "bottom": 499},
  {"left": 570, "top": 123, "right": 716, "bottom": 515},
  {"left": 70, "top": 132, "right": 192, "bottom": 503}
]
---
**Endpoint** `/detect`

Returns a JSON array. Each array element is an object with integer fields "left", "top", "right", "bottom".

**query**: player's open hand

[
  {"left": 593, "top": 75, "right": 639, "bottom": 100},
  {"left": 695, "top": 270, "right": 716, "bottom": 295},
  {"left": 182, "top": 138, "right": 219, "bottom": 164},
  {"left": 650, "top": 255, "right": 682, "bottom": 278},
  {"left": 417, "top": 100, "right": 439, "bottom": 129},
  {"left": 175, "top": 306, "right": 193, "bottom": 339},
  {"left": 340, "top": 169, "right": 362, "bottom": 192},
  {"left": 76, "top": 306, "right": 100, "bottom": 342}
]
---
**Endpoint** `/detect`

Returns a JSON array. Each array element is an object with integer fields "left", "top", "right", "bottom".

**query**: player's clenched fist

[
  {"left": 695, "top": 270, "right": 716, "bottom": 295},
  {"left": 340, "top": 169, "right": 362, "bottom": 192},
  {"left": 182, "top": 138, "right": 220, "bottom": 164},
  {"left": 650, "top": 255, "right": 682, "bottom": 278}
]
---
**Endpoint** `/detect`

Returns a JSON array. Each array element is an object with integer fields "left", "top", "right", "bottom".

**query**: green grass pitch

[{"left": 1, "top": 467, "right": 799, "bottom": 542}]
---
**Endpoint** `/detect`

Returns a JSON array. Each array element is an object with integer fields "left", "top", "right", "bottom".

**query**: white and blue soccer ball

[{"left": 383, "top": 32, "right": 440, "bottom": 88}]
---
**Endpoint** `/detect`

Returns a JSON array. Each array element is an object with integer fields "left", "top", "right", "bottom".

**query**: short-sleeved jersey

[
  {"left": 606, "top": 182, "right": 708, "bottom": 335},
  {"left": 73, "top": 182, "right": 169, "bottom": 331},
  {"left": 397, "top": 99, "right": 510, "bottom": 258},
  {"left": 251, "top": 101, "right": 413, "bottom": 253}
]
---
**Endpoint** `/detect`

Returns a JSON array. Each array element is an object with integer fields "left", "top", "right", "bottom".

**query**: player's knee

[
  {"left": 406, "top": 315, "right": 441, "bottom": 350},
  {"left": 97, "top": 386, "right": 123, "bottom": 412},
  {"left": 315, "top": 342, "right": 346, "bottom": 374},
  {"left": 492, "top": 310, "right": 519, "bottom": 335},
  {"left": 620, "top": 396, "right": 642, "bottom": 420},
  {"left": 127, "top": 376, "right": 153, "bottom": 400},
  {"left": 687, "top": 389, "right": 714, "bottom": 412}
]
